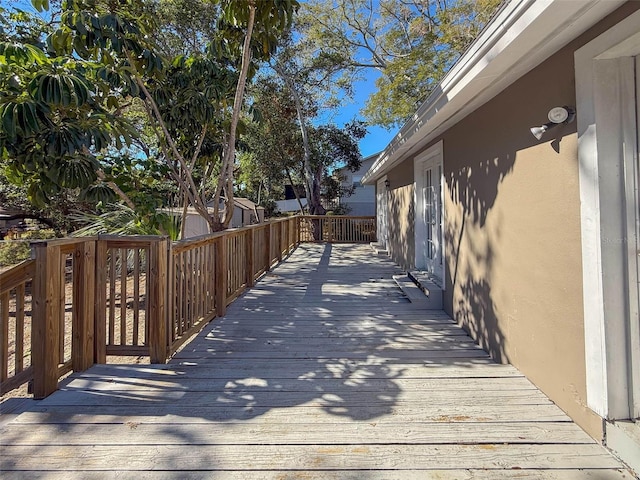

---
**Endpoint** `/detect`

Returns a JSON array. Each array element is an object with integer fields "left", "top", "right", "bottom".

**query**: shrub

[{"left": 0, "top": 229, "right": 57, "bottom": 268}]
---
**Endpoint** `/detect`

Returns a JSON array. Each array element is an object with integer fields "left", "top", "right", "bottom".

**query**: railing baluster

[
  {"left": 0, "top": 291, "right": 9, "bottom": 382},
  {"left": 15, "top": 284, "right": 25, "bottom": 373},
  {"left": 108, "top": 250, "right": 116, "bottom": 346},
  {"left": 120, "top": 248, "right": 127, "bottom": 346},
  {"left": 133, "top": 249, "right": 140, "bottom": 345}
]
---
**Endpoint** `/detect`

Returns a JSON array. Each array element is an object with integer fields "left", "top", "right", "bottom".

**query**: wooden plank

[
  {"left": 32, "top": 243, "right": 61, "bottom": 398},
  {"left": 120, "top": 248, "right": 127, "bottom": 345},
  {"left": 264, "top": 222, "right": 271, "bottom": 271},
  {"left": 0, "top": 259, "right": 35, "bottom": 295},
  {"left": 3, "top": 467, "right": 630, "bottom": 480},
  {"left": 215, "top": 237, "right": 227, "bottom": 317},
  {"left": 247, "top": 228, "right": 255, "bottom": 287},
  {"left": 60, "top": 376, "right": 543, "bottom": 393},
  {"left": 0, "top": 470, "right": 629, "bottom": 480},
  {"left": 147, "top": 238, "right": 168, "bottom": 363},
  {"left": 15, "top": 283, "right": 25, "bottom": 373},
  {"left": 72, "top": 240, "right": 95, "bottom": 372},
  {"left": 108, "top": 249, "right": 116, "bottom": 346},
  {"left": 144, "top": 245, "right": 150, "bottom": 346},
  {"left": 132, "top": 248, "right": 140, "bottom": 345},
  {"left": 0, "top": 444, "right": 623, "bottom": 471},
  {"left": 13, "top": 402, "right": 572, "bottom": 424},
  {"left": 0, "top": 422, "right": 594, "bottom": 446},
  {"left": 0, "top": 291, "right": 9, "bottom": 382},
  {"left": 34, "top": 388, "right": 551, "bottom": 407},
  {"left": 58, "top": 252, "right": 66, "bottom": 363},
  {"left": 180, "top": 338, "right": 485, "bottom": 354},
  {"left": 72, "top": 360, "right": 524, "bottom": 379},
  {"left": 0, "top": 366, "right": 33, "bottom": 395},
  {"left": 94, "top": 239, "right": 108, "bottom": 364}
]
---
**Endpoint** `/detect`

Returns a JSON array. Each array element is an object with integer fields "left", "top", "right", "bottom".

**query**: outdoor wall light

[
  {"left": 384, "top": 179, "right": 390, "bottom": 188},
  {"left": 530, "top": 106, "right": 576, "bottom": 140}
]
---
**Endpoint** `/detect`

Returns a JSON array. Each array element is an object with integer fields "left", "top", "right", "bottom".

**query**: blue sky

[{"left": 333, "top": 75, "right": 398, "bottom": 158}]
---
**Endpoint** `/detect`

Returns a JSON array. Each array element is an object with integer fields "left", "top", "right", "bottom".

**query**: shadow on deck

[{"left": 0, "top": 244, "right": 629, "bottom": 478}]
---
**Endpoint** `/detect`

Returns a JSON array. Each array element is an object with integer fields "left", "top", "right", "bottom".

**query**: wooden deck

[{"left": 0, "top": 243, "right": 631, "bottom": 479}]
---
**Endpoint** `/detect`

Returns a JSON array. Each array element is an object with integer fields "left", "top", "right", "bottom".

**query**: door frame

[
  {"left": 575, "top": 9, "right": 640, "bottom": 421},
  {"left": 376, "top": 176, "right": 389, "bottom": 248},
  {"left": 414, "top": 140, "right": 445, "bottom": 285}
]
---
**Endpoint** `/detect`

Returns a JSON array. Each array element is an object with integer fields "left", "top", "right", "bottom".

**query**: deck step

[
  {"left": 369, "top": 242, "right": 388, "bottom": 255},
  {"left": 393, "top": 274, "right": 443, "bottom": 309}
]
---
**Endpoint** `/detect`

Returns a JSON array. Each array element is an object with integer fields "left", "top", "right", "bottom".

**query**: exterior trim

[
  {"left": 575, "top": 9, "right": 640, "bottom": 419},
  {"left": 376, "top": 176, "right": 389, "bottom": 248},
  {"left": 413, "top": 141, "right": 445, "bottom": 285}
]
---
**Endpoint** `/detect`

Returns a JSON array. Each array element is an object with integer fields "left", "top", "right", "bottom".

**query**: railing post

[
  {"left": 94, "top": 238, "right": 108, "bottom": 363},
  {"left": 277, "top": 221, "right": 283, "bottom": 262},
  {"left": 265, "top": 223, "right": 271, "bottom": 271},
  {"left": 246, "top": 228, "right": 255, "bottom": 287},
  {"left": 32, "top": 242, "right": 61, "bottom": 399},
  {"left": 297, "top": 216, "right": 301, "bottom": 245},
  {"left": 148, "top": 237, "right": 168, "bottom": 363},
  {"left": 215, "top": 235, "right": 228, "bottom": 317},
  {"left": 72, "top": 240, "right": 95, "bottom": 372}
]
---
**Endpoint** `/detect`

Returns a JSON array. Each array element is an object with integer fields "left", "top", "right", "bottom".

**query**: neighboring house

[
  {"left": 228, "top": 197, "right": 265, "bottom": 228},
  {"left": 334, "top": 153, "right": 377, "bottom": 216},
  {"left": 362, "top": 0, "right": 640, "bottom": 472},
  {"left": 164, "top": 197, "right": 265, "bottom": 238},
  {"left": 275, "top": 198, "right": 307, "bottom": 214}
]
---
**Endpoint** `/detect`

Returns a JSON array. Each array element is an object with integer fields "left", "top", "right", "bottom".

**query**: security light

[{"left": 530, "top": 106, "right": 575, "bottom": 140}]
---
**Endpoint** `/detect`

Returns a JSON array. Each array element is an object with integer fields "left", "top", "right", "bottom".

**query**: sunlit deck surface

[{"left": 0, "top": 243, "right": 630, "bottom": 479}]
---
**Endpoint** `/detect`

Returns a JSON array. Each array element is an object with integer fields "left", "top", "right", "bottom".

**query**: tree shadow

[{"left": 0, "top": 243, "right": 500, "bottom": 476}]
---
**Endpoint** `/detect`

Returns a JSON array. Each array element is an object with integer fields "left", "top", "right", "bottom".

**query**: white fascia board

[{"left": 361, "top": 0, "right": 626, "bottom": 185}]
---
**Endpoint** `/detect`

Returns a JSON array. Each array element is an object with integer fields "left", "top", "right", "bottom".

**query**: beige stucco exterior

[{"left": 379, "top": 3, "right": 639, "bottom": 441}]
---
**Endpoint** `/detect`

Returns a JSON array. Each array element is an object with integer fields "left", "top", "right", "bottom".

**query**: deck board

[{"left": 0, "top": 243, "right": 630, "bottom": 478}]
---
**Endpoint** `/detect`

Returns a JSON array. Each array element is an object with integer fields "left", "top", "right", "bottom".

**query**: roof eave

[{"left": 362, "top": 0, "right": 625, "bottom": 185}]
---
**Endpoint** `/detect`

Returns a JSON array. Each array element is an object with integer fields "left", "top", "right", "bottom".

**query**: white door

[
  {"left": 422, "top": 161, "right": 442, "bottom": 276},
  {"left": 414, "top": 141, "right": 444, "bottom": 284},
  {"left": 376, "top": 177, "right": 388, "bottom": 247}
]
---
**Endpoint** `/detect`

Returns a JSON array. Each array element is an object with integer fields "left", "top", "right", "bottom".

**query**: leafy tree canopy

[{"left": 300, "top": 0, "right": 502, "bottom": 128}]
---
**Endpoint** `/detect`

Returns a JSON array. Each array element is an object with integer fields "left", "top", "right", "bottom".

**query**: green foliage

[
  {"left": 71, "top": 204, "right": 180, "bottom": 240},
  {"left": 0, "top": 3, "right": 140, "bottom": 206},
  {"left": 0, "top": 228, "right": 57, "bottom": 268},
  {"left": 300, "top": 0, "right": 502, "bottom": 128}
]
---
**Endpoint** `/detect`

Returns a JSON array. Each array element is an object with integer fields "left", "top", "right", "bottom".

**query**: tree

[
  {"left": 300, "top": 0, "right": 501, "bottom": 128},
  {"left": 246, "top": 71, "right": 365, "bottom": 216},
  {"left": 0, "top": 0, "right": 297, "bottom": 236},
  {"left": 242, "top": 76, "right": 306, "bottom": 213}
]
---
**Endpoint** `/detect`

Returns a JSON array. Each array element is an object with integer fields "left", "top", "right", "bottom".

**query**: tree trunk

[{"left": 216, "top": 1, "right": 257, "bottom": 230}]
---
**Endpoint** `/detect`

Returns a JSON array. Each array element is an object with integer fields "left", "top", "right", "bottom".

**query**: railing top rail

[
  {"left": 171, "top": 218, "right": 295, "bottom": 252},
  {"left": 0, "top": 259, "right": 36, "bottom": 295},
  {"left": 172, "top": 233, "right": 222, "bottom": 253},
  {"left": 97, "top": 234, "right": 169, "bottom": 249},
  {"left": 301, "top": 215, "right": 375, "bottom": 219},
  {"left": 29, "top": 237, "right": 98, "bottom": 248}
]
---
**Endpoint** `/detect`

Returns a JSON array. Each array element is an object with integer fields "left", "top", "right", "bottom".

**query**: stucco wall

[
  {"left": 382, "top": 3, "right": 639, "bottom": 440},
  {"left": 386, "top": 161, "right": 415, "bottom": 270}
]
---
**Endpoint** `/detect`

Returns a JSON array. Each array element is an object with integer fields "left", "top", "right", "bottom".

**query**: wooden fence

[{"left": 0, "top": 216, "right": 374, "bottom": 398}]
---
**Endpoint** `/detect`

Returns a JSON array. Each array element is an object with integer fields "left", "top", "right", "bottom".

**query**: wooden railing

[
  {"left": 0, "top": 216, "right": 374, "bottom": 398},
  {"left": 300, "top": 216, "right": 376, "bottom": 243},
  {"left": 0, "top": 258, "right": 35, "bottom": 395}
]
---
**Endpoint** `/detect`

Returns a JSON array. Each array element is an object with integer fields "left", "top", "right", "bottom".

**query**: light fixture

[
  {"left": 384, "top": 179, "right": 390, "bottom": 188},
  {"left": 530, "top": 106, "right": 575, "bottom": 140}
]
